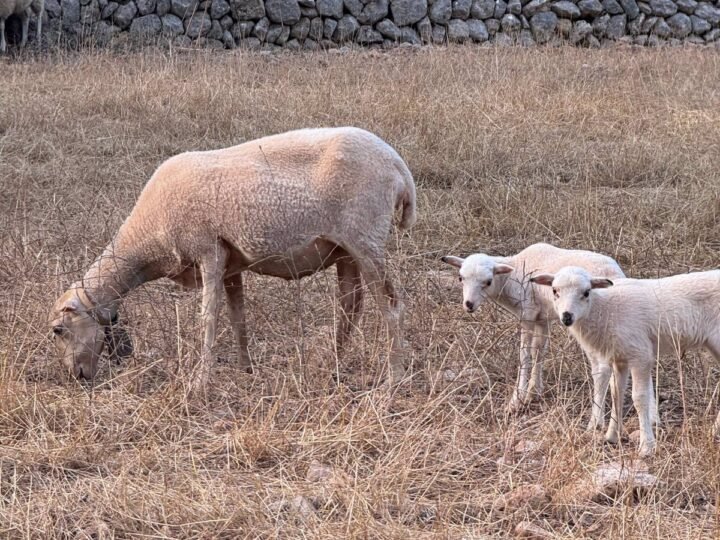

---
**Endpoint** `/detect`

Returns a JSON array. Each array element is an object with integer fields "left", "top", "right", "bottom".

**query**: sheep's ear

[
  {"left": 441, "top": 255, "right": 464, "bottom": 269},
  {"left": 493, "top": 264, "right": 514, "bottom": 275},
  {"left": 60, "top": 297, "right": 82, "bottom": 312},
  {"left": 590, "top": 278, "right": 613, "bottom": 289},
  {"left": 530, "top": 274, "right": 555, "bottom": 287}
]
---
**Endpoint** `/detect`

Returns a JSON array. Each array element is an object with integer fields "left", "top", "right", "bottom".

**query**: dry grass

[{"left": 1, "top": 45, "right": 720, "bottom": 538}]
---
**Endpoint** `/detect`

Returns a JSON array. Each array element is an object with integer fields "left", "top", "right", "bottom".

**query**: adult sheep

[
  {"left": 0, "top": 0, "right": 44, "bottom": 53},
  {"left": 441, "top": 243, "right": 627, "bottom": 429},
  {"left": 48, "top": 127, "right": 417, "bottom": 392}
]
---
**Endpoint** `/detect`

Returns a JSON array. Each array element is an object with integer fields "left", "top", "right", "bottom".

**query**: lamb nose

[
  {"left": 561, "top": 312, "right": 574, "bottom": 326},
  {"left": 465, "top": 300, "right": 474, "bottom": 311}
]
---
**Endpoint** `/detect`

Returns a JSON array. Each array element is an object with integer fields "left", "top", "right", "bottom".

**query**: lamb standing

[
  {"left": 441, "top": 243, "right": 627, "bottom": 429},
  {"left": 48, "top": 127, "right": 417, "bottom": 392},
  {"left": 0, "top": 0, "right": 44, "bottom": 53},
  {"left": 531, "top": 266, "right": 720, "bottom": 456}
]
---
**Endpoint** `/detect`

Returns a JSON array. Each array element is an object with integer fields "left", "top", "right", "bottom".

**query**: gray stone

[
  {"left": 619, "top": 0, "right": 639, "bottom": 19},
  {"left": 627, "top": 12, "right": 644, "bottom": 33},
  {"left": 431, "top": 22, "right": 446, "bottom": 41},
  {"left": 507, "top": 0, "right": 521, "bottom": 14},
  {"left": 390, "top": 0, "right": 427, "bottom": 25},
  {"left": 470, "top": 0, "right": 494, "bottom": 18},
  {"left": 290, "top": 16, "right": 309, "bottom": 37},
  {"left": 556, "top": 16, "right": 571, "bottom": 35},
  {"left": 452, "top": 0, "right": 472, "bottom": 18},
  {"left": 173, "top": 34, "right": 192, "bottom": 45},
  {"left": 285, "top": 37, "right": 300, "bottom": 48},
  {"left": 161, "top": 13, "right": 184, "bottom": 33},
  {"left": 298, "top": 0, "right": 313, "bottom": 5},
  {"left": 494, "top": 0, "right": 507, "bottom": 17},
  {"left": 429, "top": 0, "right": 452, "bottom": 22},
  {"left": 447, "top": 18, "right": 470, "bottom": 39},
  {"left": 529, "top": 10, "right": 555, "bottom": 41},
  {"left": 210, "top": 0, "right": 230, "bottom": 17},
  {"left": 376, "top": 17, "right": 401, "bottom": 38},
  {"left": 277, "top": 24, "right": 291, "bottom": 42},
  {"left": 333, "top": 14, "right": 359, "bottom": 40},
  {"left": 323, "top": 16, "right": 336, "bottom": 37},
  {"left": 61, "top": 0, "right": 81, "bottom": 23},
  {"left": 171, "top": 0, "right": 197, "bottom": 18},
  {"left": 417, "top": 15, "right": 432, "bottom": 40},
  {"left": 231, "top": 19, "right": 254, "bottom": 37},
  {"left": 667, "top": 12, "right": 691, "bottom": 36},
  {"left": 45, "top": 0, "right": 62, "bottom": 18},
  {"left": 637, "top": 0, "right": 650, "bottom": 13},
  {"left": 570, "top": 18, "right": 592, "bottom": 42},
  {"left": 551, "top": 1, "right": 580, "bottom": 19},
  {"left": 400, "top": 25, "right": 421, "bottom": 42},
  {"left": 493, "top": 31, "right": 513, "bottom": 44},
  {"left": 704, "top": 27, "right": 720, "bottom": 41},
  {"left": 207, "top": 18, "right": 223, "bottom": 37},
  {"left": 265, "top": 0, "right": 300, "bottom": 23},
  {"left": 501, "top": 12, "right": 521, "bottom": 31},
  {"left": 675, "top": 0, "right": 696, "bottom": 13},
  {"left": 222, "top": 28, "right": 235, "bottom": 46},
  {"left": 649, "top": 0, "right": 676, "bottom": 16},
  {"left": 578, "top": 0, "right": 603, "bottom": 17},
  {"left": 602, "top": 0, "right": 622, "bottom": 14},
  {"left": 112, "top": 1, "right": 136, "bottom": 28},
  {"left": 135, "top": 0, "right": 154, "bottom": 15},
  {"left": 521, "top": 0, "right": 547, "bottom": 17},
  {"left": 155, "top": 0, "right": 170, "bottom": 14},
  {"left": 518, "top": 27, "right": 534, "bottom": 43},
  {"left": 320, "top": 38, "right": 338, "bottom": 47},
  {"left": 344, "top": 0, "right": 362, "bottom": 17},
  {"left": 652, "top": 17, "right": 671, "bottom": 36},
  {"left": 230, "top": 0, "right": 265, "bottom": 19},
  {"left": 240, "top": 35, "right": 262, "bottom": 47},
  {"left": 303, "top": 37, "right": 319, "bottom": 48},
  {"left": 685, "top": 34, "right": 704, "bottom": 43},
  {"left": 356, "top": 24, "right": 383, "bottom": 41},
  {"left": 641, "top": 14, "right": 657, "bottom": 31},
  {"left": 585, "top": 33, "right": 600, "bottom": 46},
  {"left": 129, "top": 13, "right": 161, "bottom": 34},
  {"left": 592, "top": 13, "right": 609, "bottom": 36},
  {"left": 484, "top": 16, "right": 499, "bottom": 33},
  {"left": 309, "top": 16, "right": 322, "bottom": 38},
  {"left": 266, "top": 21, "right": 284, "bottom": 40},
  {"left": 185, "top": 11, "right": 211, "bottom": 35},
  {"left": 633, "top": 32, "right": 647, "bottom": 43},
  {"left": 521, "top": 13, "right": 529, "bottom": 27},
  {"left": 606, "top": 12, "right": 625, "bottom": 37},
  {"left": 101, "top": 1, "right": 117, "bottom": 18},
  {"left": 80, "top": 0, "right": 100, "bottom": 24},
  {"left": 466, "top": 17, "right": 488, "bottom": 38},
  {"left": 253, "top": 15, "right": 269, "bottom": 38},
  {"left": 695, "top": 3, "right": 720, "bottom": 24},
  {"left": 219, "top": 14, "right": 233, "bottom": 28},
  {"left": 646, "top": 32, "right": 661, "bottom": 44},
  {"left": 316, "top": 0, "right": 341, "bottom": 15},
  {"left": 358, "top": 0, "right": 388, "bottom": 24},
  {"left": 299, "top": 5, "right": 316, "bottom": 14},
  {"left": 690, "top": 14, "right": 711, "bottom": 32}
]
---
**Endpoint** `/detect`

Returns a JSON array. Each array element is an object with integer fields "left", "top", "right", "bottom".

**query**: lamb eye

[
  {"left": 583, "top": 290, "right": 590, "bottom": 298},
  {"left": 486, "top": 279, "right": 492, "bottom": 287},
  {"left": 458, "top": 276, "right": 463, "bottom": 282},
  {"left": 552, "top": 288, "right": 558, "bottom": 297},
  {"left": 52, "top": 326, "right": 65, "bottom": 337}
]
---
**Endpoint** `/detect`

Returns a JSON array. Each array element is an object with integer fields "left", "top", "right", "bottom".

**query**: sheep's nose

[
  {"left": 561, "top": 312, "right": 574, "bottom": 327},
  {"left": 464, "top": 300, "right": 474, "bottom": 312}
]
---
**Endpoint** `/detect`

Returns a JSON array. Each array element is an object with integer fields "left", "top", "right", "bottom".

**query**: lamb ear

[
  {"left": 60, "top": 296, "right": 82, "bottom": 312},
  {"left": 493, "top": 264, "right": 514, "bottom": 275},
  {"left": 590, "top": 278, "right": 613, "bottom": 289},
  {"left": 530, "top": 273, "right": 555, "bottom": 287},
  {"left": 441, "top": 255, "right": 464, "bottom": 269}
]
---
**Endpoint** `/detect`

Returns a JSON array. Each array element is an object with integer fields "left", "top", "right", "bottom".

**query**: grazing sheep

[
  {"left": 48, "top": 127, "right": 417, "bottom": 392},
  {"left": 531, "top": 266, "right": 720, "bottom": 456},
  {"left": 441, "top": 243, "right": 627, "bottom": 428},
  {"left": 0, "top": 0, "right": 43, "bottom": 53}
]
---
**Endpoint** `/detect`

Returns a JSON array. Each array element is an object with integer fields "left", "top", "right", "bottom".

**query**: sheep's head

[
  {"left": 441, "top": 254, "right": 514, "bottom": 313},
  {"left": 48, "top": 286, "right": 132, "bottom": 380},
  {"left": 530, "top": 266, "right": 613, "bottom": 327}
]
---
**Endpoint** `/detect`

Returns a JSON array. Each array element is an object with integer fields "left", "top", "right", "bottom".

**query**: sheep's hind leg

[
  {"left": 586, "top": 351, "right": 612, "bottom": 431},
  {"left": 703, "top": 337, "right": 720, "bottom": 439},
  {"left": 509, "top": 322, "right": 534, "bottom": 411},
  {"left": 631, "top": 365, "right": 656, "bottom": 456},
  {"left": 224, "top": 273, "right": 251, "bottom": 373},
  {"left": 20, "top": 10, "right": 29, "bottom": 48},
  {"left": 605, "top": 364, "right": 629, "bottom": 446},
  {"left": 1, "top": 19, "right": 6, "bottom": 53},
  {"left": 527, "top": 320, "right": 550, "bottom": 399},
  {"left": 190, "top": 245, "right": 228, "bottom": 396},
  {"left": 335, "top": 256, "right": 363, "bottom": 353}
]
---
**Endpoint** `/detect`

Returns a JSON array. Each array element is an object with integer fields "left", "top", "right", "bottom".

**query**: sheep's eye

[
  {"left": 552, "top": 288, "right": 558, "bottom": 298},
  {"left": 458, "top": 276, "right": 463, "bottom": 282},
  {"left": 52, "top": 326, "right": 65, "bottom": 337},
  {"left": 485, "top": 279, "right": 492, "bottom": 287},
  {"left": 583, "top": 290, "right": 590, "bottom": 298}
]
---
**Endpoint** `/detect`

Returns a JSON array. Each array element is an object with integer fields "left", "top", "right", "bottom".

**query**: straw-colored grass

[{"left": 1, "top": 45, "right": 719, "bottom": 538}]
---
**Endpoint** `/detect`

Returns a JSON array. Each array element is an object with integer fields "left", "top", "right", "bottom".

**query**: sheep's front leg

[
  {"left": 20, "top": 11, "right": 29, "bottom": 48},
  {"left": 336, "top": 257, "right": 363, "bottom": 352},
  {"left": 190, "top": 247, "right": 227, "bottom": 395},
  {"left": 605, "top": 363, "right": 629, "bottom": 445},
  {"left": 631, "top": 365, "right": 656, "bottom": 456},
  {"left": 224, "top": 273, "right": 251, "bottom": 373},
  {"left": 509, "top": 322, "right": 534, "bottom": 411},
  {"left": 585, "top": 350, "right": 612, "bottom": 431},
  {"left": 35, "top": 7, "right": 42, "bottom": 42},
  {"left": 1, "top": 19, "right": 6, "bottom": 53},
  {"left": 527, "top": 321, "right": 549, "bottom": 399}
]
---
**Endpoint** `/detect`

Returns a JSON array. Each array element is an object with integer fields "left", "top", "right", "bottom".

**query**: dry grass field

[{"left": 1, "top": 44, "right": 720, "bottom": 538}]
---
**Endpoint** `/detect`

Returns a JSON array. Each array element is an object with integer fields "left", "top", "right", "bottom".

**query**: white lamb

[
  {"left": 48, "top": 127, "right": 417, "bottom": 393},
  {"left": 531, "top": 266, "right": 720, "bottom": 456},
  {"left": 442, "top": 243, "right": 627, "bottom": 428},
  {"left": 0, "top": 0, "right": 43, "bottom": 53}
]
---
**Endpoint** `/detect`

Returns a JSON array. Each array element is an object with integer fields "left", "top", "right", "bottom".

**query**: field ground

[{"left": 1, "top": 45, "right": 720, "bottom": 538}]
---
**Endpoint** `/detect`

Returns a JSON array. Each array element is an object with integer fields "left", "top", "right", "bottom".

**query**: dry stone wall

[{"left": 42, "top": 0, "right": 720, "bottom": 48}]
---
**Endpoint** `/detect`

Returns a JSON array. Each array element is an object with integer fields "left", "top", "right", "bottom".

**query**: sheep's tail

[{"left": 395, "top": 159, "right": 417, "bottom": 231}]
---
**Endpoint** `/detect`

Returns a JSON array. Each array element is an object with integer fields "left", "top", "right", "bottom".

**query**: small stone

[
  {"left": 493, "top": 30, "right": 513, "bottom": 44},
  {"left": 316, "top": 0, "right": 342, "bottom": 16},
  {"left": 484, "top": 17, "right": 500, "bottom": 33},
  {"left": 492, "top": 485, "right": 550, "bottom": 513},
  {"left": 222, "top": 28, "right": 235, "bottom": 46},
  {"left": 592, "top": 13, "right": 609, "bottom": 37},
  {"left": 130, "top": 13, "right": 161, "bottom": 35},
  {"left": 619, "top": 0, "right": 639, "bottom": 18},
  {"left": 231, "top": 19, "right": 254, "bottom": 37},
  {"left": 358, "top": 0, "right": 388, "bottom": 24},
  {"left": 156, "top": 0, "right": 171, "bottom": 15},
  {"left": 467, "top": 17, "right": 488, "bottom": 39},
  {"left": 230, "top": 0, "right": 265, "bottom": 20},
  {"left": 417, "top": 15, "right": 432, "bottom": 41},
  {"left": 494, "top": 0, "right": 507, "bottom": 17},
  {"left": 447, "top": 18, "right": 470, "bottom": 40},
  {"left": 633, "top": 33, "right": 647, "bottom": 43},
  {"left": 637, "top": 0, "right": 651, "bottom": 13},
  {"left": 470, "top": 0, "right": 494, "bottom": 18},
  {"left": 240, "top": 35, "right": 262, "bottom": 47},
  {"left": 219, "top": 14, "right": 233, "bottom": 28},
  {"left": 210, "top": 0, "right": 230, "bottom": 17},
  {"left": 518, "top": 27, "right": 534, "bottom": 43},
  {"left": 515, "top": 521, "right": 553, "bottom": 539},
  {"left": 556, "top": 16, "right": 571, "bottom": 36},
  {"left": 705, "top": 27, "right": 720, "bottom": 41},
  {"left": 308, "top": 16, "right": 322, "bottom": 39},
  {"left": 161, "top": 13, "right": 184, "bottom": 34},
  {"left": 356, "top": 24, "right": 383, "bottom": 42},
  {"left": 570, "top": 19, "right": 592, "bottom": 42},
  {"left": 290, "top": 16, "right": 309, "bottom": 38},
  {"left": 299, "top": 5, "right": 316, "bottom": 15},
  {"left": 558, "top": 461, "right": 657, "bottom": 504},
  {"left": 135, "top": 0, "right": 155, "bottom": 15},
  {"left": 529, "top": 10, "right": 555, "bottom": 42},
  {"left": 646, "top": 33, "right": 661, "bottom": 45},
  {"left": 265, "top": 21, "right": 282, "bottom": 40},
  {"left": 501, "top": 12, "right": 521, "bottom": 31},
  {"left": 61, "top": 0, "right": 81, "bottom": 23},
  {"left": 690, "top": 14, "right": 711, "bottom": 32},
  {"left": 431, "top": 23, "right": 446, "bottom": 42},
  {"left": 429, "top": 0, "right": 452, "bottom": 22},
  {"left": 507, "top": 0, "right": 521, "bottom": 14},
  {"left": 649, "top": 0, "right": 676, "bottom": 16},
  {"left": 101, "top": 1, "right": 117, "bottom": 18},
  {"left": 265, "top": 0, "right": 301, "bottom": 24},
  {"left": 171, "top": 0, "right": 197, "bottom": 18},
  {"left": 652, "top": 17, "right": 671, "bottom": 37},
  {"left": 333, "top": 14, "right": 359, "bottom": 40},
  {"left": 675, "top": 0, "right": 696, "bottom": 13},
  {"left": 112, "top": 1, "right": 137, "bottom": 28},
  {"left": 45, "top": 0, "right": 62, "bottom": 17},
  {"left": 207, "top": 18, "right": 223, "bottom": 38},
  {"left": 606, "top": 13, "right": 626, "bottom": 38},
  {"left": 521, "top": 0, "right": 548, "bottom": 17},
  {"left": 602, "top": 0, "right": 623, "bottom": 14},
  {"left": 695, "top": 3, "right": 720, "bottom": 25},
  {"left": 627, "top": 11, "right": 644, "bottom": 33},
  {"left": 376, "top": 18, "right": 401, "bottom": 39},
  {"left": 80, "top": 0, "right": 101, "bottom": 24},
  {"left": 285, "top": 37, "right": 300, "bottom": 48},
  {"left": 390, "top": 0, "right": 428, "bottom": 25},
  {"left": 253, "top": 15, "right": 270, "bottom": 38},
  {"left": 322, "top": 16, "right": 336, "bottom": 38},
  {"left": 641, "top": 14, "right": 657, "bottom": 31},
  {"left": 452, "top": 0, "right": 472, "bottom": 18},
  {"left": 551, "top": 0, "right": 580, "bottom": 19},
  {"left": 666, "top": 12, "right": 691, "bottom": 37},
  {"left": 400, "top": 26, "right": 421, "bottom": 43},
  {"left": 577, "top": 0, "right": 603, "bottom": 17},
  {"left": 185, "top": 11, "right": 211, "bottom": 36}
]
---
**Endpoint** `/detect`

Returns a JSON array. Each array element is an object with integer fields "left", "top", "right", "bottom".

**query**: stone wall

[{"left": 41, "top": 0, "right": 720, "bottom": 49}]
